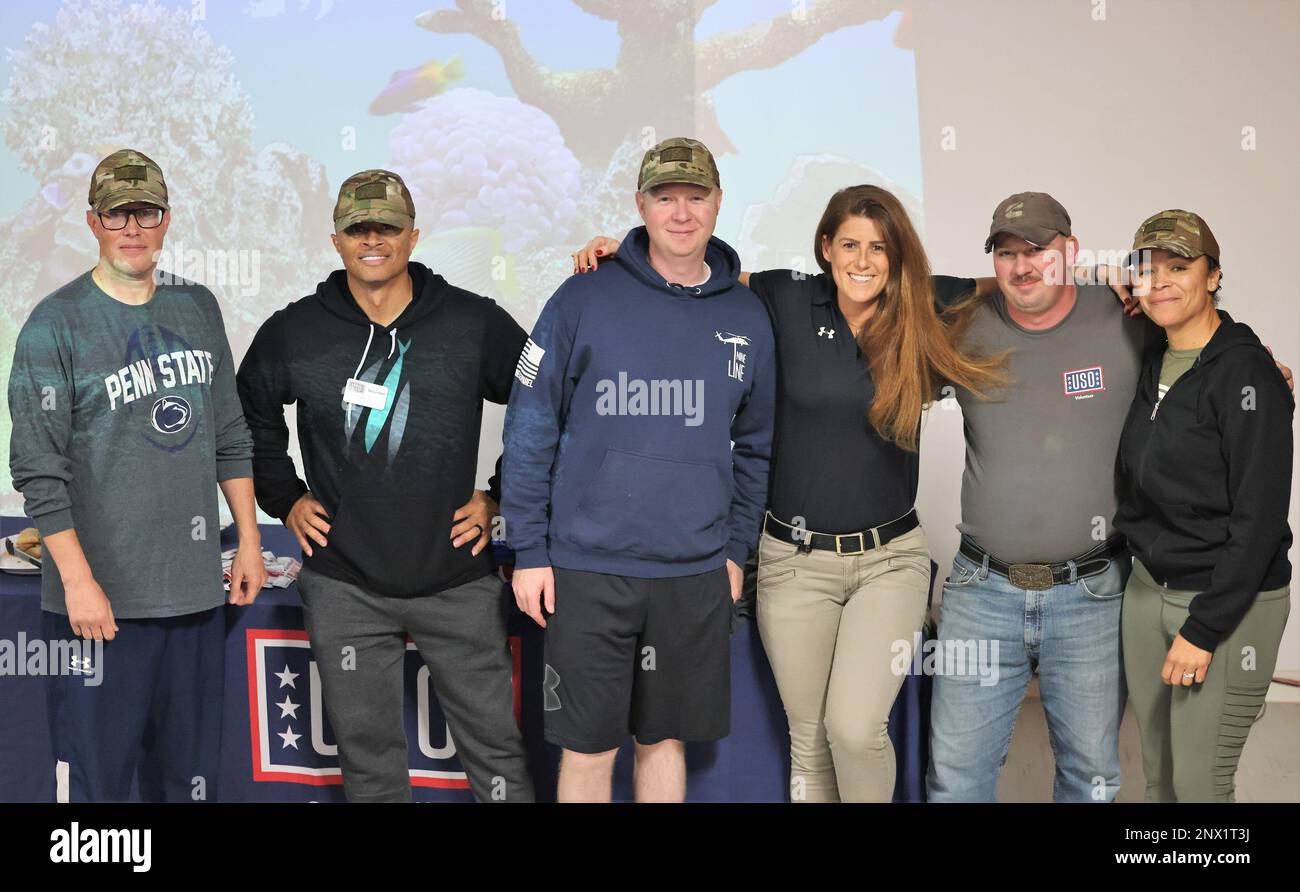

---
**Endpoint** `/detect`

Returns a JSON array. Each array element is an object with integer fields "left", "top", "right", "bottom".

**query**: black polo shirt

[{"left": 746, "top": 270, "right": 975, "bottom": 535}]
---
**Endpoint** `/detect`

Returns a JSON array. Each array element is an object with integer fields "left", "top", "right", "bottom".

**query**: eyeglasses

[{"left": 97, "top": 207, "right": 164, "bottom": 230}]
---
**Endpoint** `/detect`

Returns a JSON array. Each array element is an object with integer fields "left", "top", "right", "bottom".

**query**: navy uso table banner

[{"left": 0, "top": 517, "right": 932, "bottom": 802}]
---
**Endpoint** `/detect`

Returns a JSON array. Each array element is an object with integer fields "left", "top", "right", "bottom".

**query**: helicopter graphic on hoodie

[{"left": 715, "top": 331, "right": 750, "bottom": 382}]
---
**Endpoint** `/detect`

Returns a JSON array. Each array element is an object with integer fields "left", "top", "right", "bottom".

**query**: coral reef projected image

[{"left": 0, "top": 0, "right": 921, "bottom": 515}]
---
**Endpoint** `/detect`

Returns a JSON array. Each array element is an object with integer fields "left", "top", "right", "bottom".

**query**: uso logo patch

[
  {"left": 1063, "top": 366, "right": 1105, "bottom": 396},
  {"left": 245, "top": 629, "right": 521, "bottom": 791}
]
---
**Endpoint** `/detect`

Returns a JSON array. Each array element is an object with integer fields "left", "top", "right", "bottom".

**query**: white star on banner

[{"left": 275, "top": 665, "right": 299, "bottom": 689}]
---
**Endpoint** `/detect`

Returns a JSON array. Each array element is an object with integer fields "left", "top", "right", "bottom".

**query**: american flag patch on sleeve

[{"left": 514, "top": 338, "right": 546, "bottom": 388}]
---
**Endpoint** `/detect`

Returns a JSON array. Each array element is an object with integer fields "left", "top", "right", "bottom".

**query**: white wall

[{"left": 912, "top": 0, "right": 1300, "bottom": 672}]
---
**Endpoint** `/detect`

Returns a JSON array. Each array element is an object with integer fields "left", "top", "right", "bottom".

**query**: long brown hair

[{"left": 814, "top": 185, "right": 1006, "bottom": 451}]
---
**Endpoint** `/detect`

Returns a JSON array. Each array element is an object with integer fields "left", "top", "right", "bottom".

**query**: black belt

[
  {"left": 958, "top": 536, "right": 1126, "bottom": 591},
  {"left": 763, "top": 509, "right": 919, "bottom": 555}
]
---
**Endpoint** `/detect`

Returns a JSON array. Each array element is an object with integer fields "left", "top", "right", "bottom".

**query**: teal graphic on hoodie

[{"left": 341, "top": 336, "right": 413, "bottom": 466}]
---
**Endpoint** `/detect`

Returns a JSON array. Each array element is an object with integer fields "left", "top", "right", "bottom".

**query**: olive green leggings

[{"left": 1121, "top": 560, "right": 1290, "bottom": 802}]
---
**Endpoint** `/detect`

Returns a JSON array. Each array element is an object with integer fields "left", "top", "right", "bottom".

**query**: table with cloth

[{"left": 0, "top": 517, "right": 932, "bottom": 802}]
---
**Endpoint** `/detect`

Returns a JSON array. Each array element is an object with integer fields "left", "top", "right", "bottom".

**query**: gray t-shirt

[
  {"left": 8, "top": 271, "right": 253, "bottom": 618},
  {"left": 953, "top": 284, "right": 1150, "bottom": 563}
]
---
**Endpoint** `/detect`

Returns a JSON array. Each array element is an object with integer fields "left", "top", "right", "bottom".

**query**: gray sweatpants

[{"left": 297, "top": 565, "right": 534, "bottom": 803}]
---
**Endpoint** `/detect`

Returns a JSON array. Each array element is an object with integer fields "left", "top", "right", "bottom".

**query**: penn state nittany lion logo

[
  {"left": 122, "top": 324, "right": 202, "bottom": 453},
  {"left": 151, "top": 396, "right": 192, "bottom": 434}
]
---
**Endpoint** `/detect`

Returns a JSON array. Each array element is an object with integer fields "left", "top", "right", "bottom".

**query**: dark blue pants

[{"left": 40, "top": 607, "right": 224, "bottom": 802}]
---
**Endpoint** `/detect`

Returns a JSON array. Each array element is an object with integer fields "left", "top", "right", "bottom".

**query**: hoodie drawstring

[
  {"left": 346, "top": 324, "right": 377, "bottom": 428},
  {"left": 353, "top": 324, "right": 376, "bottom": 382},
  {"left": 668, "top": 283, "right": 704, "bottom": 296},
  {"left": 350, "top": 325, "right": 398, "bottom": 377}
]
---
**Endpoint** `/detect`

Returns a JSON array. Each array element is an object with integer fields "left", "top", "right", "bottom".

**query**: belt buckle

[
  {"left": 1007, "top": 563, "right": 1053, "bottom": 590},
  {"left": 835, "top": 532, "right": 866, "bottom": 556}
]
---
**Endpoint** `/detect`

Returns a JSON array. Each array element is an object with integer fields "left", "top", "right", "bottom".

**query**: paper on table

[{"left": 221, "top": 549, "right": 302, "bottom": 590}]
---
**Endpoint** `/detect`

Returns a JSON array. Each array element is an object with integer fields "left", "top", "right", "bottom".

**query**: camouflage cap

[
  {"left": 333, "top": 169, "right": 416, "bottom": 233},
  {"left": 638, "top": 137, "right": 720, "bottom": 193},
  {"left": 88, "top": 149, "right": 170, "bottom": 212},
  {"left": 1131, "top": 209, "right": 1219, "bottom": 264},
  {"left": 984, "top": 191, "right": 1071, "bottom": 253}
]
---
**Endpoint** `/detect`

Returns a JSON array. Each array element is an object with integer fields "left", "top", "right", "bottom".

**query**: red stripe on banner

[
  {"left": 246, "top": 627, "right": 266, "bottom": 784},
  {"left": 412, "top": 776, "right": 471, "bottom": 789},
  {"left": 258, "top": 770, "right": 343, "bottom": 786},
  {"left": 247, "top": 629, "right": 310, "bottom": 784}
]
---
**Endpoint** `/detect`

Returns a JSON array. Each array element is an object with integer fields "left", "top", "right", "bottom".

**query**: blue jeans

[{"left": 926, "top": 546, "right": 1127, "bottom": 802}]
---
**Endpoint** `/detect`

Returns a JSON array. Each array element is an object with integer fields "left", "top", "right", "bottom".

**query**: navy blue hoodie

[{"left": 501, "top": 226, "right": 775, "bottom": 577}]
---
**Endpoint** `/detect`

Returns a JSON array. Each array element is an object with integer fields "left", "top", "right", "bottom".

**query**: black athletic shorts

[{"left": 543, "top": 566, "right": 732, "bottom": 753}]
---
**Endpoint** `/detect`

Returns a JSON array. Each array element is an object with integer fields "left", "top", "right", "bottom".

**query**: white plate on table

[{"left": 1, "top": 535, "right": 42, "bottom": 575}]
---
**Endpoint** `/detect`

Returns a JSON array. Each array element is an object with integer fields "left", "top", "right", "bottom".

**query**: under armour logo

[
  {"left": 69, "top": 656, "right": 93, "bottom": 674},
  {"left": 817, "top": 326, "right": 835, "bottom": 339},
  {"left": 542, "top": 663, "right": 562, "bottom": 711}
]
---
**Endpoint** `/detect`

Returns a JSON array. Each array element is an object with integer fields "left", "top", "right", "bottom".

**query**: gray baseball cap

[{"left": 985, "top": 191, "right": 1071, "bottom": 253}]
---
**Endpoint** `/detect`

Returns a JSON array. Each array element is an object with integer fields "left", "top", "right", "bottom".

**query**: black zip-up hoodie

[
  {"left": 236, "top": 262, "right": 527, "bottom": 597},
  {"left": 1114, "top": 310, "right": 1293, "bottom": 651}
]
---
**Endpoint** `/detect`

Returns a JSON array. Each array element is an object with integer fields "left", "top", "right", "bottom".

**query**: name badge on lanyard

[{"left": 343, "top": 378, "right": 389, "bottom": 410}]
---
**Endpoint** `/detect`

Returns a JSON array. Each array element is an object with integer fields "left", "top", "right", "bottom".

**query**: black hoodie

[
  {"left": 1114, "top": 310, "right": 1294, "bottom": 651},
  {"left": 236, "top": 262, "right": 527, "bottom": 597}
]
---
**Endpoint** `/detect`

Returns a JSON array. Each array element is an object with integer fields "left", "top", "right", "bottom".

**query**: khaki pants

[{"left": 755, "top": 523, "right": 931, "bottom": 802}]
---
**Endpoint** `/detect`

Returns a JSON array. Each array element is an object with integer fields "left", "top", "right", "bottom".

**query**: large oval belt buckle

[{"left": 1008, "top": 563, "right": 1053, "bottom": 590}]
